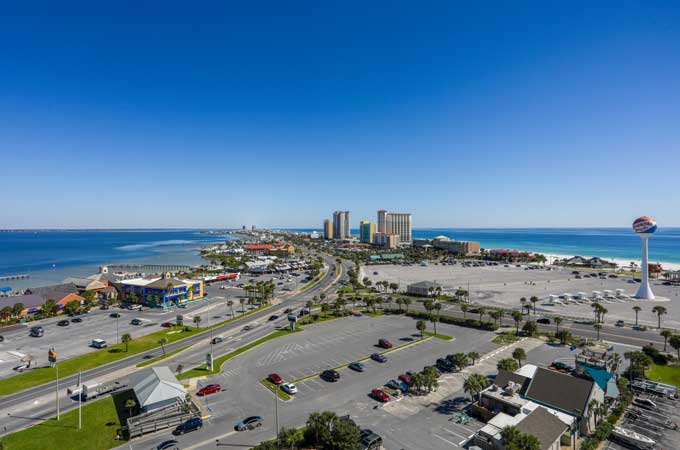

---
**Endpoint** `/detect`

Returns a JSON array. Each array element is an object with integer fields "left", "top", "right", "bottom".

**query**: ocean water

[
  {"left": 0, "top": 230, "right": 231, "bottom": 288},
  {"left": 296, "top": 227, "right": 680, "bottom": 264}
]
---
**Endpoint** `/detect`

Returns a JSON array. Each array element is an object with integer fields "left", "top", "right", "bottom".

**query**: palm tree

[
  {"left": 395, "top": 298, "right": 403, "bottom": 312},
  {"left": 158, "top": 337, "right": 168, "bottom": 355},
  {"left": 652, "top": 305, "right": 667, "bottom": 329},
  {"left": 520, "top": 297, "right": 527, "bottom": 314},
  {"left": 125, "top": 398, "right": 137, "bottom": 418},
  {"left": 403, "top": 298, "right": 411, "bottom": 313},
  {"left": 0, "top": 306, "right": 11, "bottom": 323},
  {"left": 121, "top": 333, "right": 132, "bottom": 352},
  {"left": 512, "top": 348, "right": 526, "bottom": 366},
  {"left": 239, "top": 298, "right": 246, "bottom": 314},
  {"left": 511, "top": 310, "right": 523, "bottom": 334},
  {"left": 530, "top": 296, "right": 538, "bottom": 314},
  {"left": 176, "top": 364, "right": 184, "bottom": 375},
  {"left": 593, "top": 323, "right": 602, "bottom": 340},
  {"left": 554, "top": 317, "right": 563, "bottom": 333},
  {"left": 416, "top": 320, "right": 427, "bottom": 339},
  {"left": 12, "top": 302, "right": 24, "bottom": 318},
  {"left": 193, "top": 315, "right": 202, "bottom": 328},
  {"left": 489, "top": 310, "right": 500, "bottom": 326},
  {"left": 463, "top": 373, "right": 489, "bottom": 402},
  {"left": 461, "top": 304, "right": 468, "bottom": 319},
  {"left": 669, "top": 334, "right": 680, "bottom": 359},
  {"left": 227, "top": 300, "right": 234, "bottom": 317},
  {"left": 588, "top": 399, "right": 600, "bottom": 424},
  {"left": 497, "top": 358, "right": 519, "bottom": 372},
  {"left": 661, "top": 329, "right": 673, "bottom": 352},
  {"left": 632, "top": 306, "right": 641, "bottom": 327},
  {"left": 468, "top": 351, "right": 480, "bottom": 365},
  {"left": 478, "top": 307, "right": 486, "bottom": 322}
]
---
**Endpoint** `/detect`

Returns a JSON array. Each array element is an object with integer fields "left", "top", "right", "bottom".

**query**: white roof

[
  {"left": 516, "top": 364, "right": 538, "bottom": 379},
  {"left": 129, "top": 367, "right": 186, "bottom": 409}
]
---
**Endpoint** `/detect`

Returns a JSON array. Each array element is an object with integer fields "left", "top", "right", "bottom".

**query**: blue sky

[{"left": 2, "top": 2, "right": 679, "bottom": 229}]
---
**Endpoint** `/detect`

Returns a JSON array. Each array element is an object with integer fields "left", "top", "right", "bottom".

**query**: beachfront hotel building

[
  {"left": 359, "top": 221, "right": 376, "bottom": 244},
  {"left": 332, "top": 210, "right": 351, "bottom": 239},
  {"left": 323, "top": 219, "right": 333, "bottom": 240},
  {"left": 116, "top": 273, "right": 204, "bottom": 310},
  {"left": 377, "top": 210, "right": 412, "bottom": 244},
  {"left": 373, "top": 232, "right": 399, "bottom": 249}
]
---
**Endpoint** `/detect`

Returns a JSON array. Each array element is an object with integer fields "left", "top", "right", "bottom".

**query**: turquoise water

[{"left": 296, "top": 227, "right": 680, "bottom": 264}]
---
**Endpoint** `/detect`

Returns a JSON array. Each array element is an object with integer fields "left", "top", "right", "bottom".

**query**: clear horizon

[{"left": 2, "top": 2, "right": 679, "bottom": 229}]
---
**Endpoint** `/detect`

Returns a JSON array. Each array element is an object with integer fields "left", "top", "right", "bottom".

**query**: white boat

[{"left": 611, "top": 426, "right": 655, "bottom": 450}]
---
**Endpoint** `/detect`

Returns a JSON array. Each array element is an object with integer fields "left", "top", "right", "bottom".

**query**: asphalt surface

[{"left": 0, "top": 253, "right": 345, "bottom": 436}]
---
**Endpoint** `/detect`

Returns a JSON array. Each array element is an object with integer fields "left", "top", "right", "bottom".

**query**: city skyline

[{"left": 2, "top": 2, "right": 680, "bottom": 229}]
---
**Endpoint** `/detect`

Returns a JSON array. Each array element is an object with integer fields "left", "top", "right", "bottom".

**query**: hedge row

[{"left": 383, "top": 308, "right": 499, "bottom": 331}]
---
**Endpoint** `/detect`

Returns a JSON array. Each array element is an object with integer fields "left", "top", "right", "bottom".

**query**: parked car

[
  {"left": 349, "top": 362, "right": 365, "bottom": 372},
  {"left": 398, "top": 373, "right": 413, "bottom": 385},
  {"left": 173, "top": 417, "right": 203, "bottom": 435},
  {"left": 615, "top": 320, "right": 625, "bottom": 327},
  {"left": 70, "top": 317, "right": 83, "bottom": 323},
  {"left": 197, "top": 384, "right": 221, "bottom": 396},
  {"left": 281, "top": 383, "right": 298, "bottom": 395},
  {"left": 536, "top": 318, "right": 551, "bottom": 325},
  {"left": 109, "top": 313, "right": 120, "bottom": 318},
  {"left": 268, "top": 373, "right": 283, "bottom": 385},
  {"left": 378, "top": 338, "right": 393, "bottom": 349},
  {"left": 320, "top": 369, "right": 340, "bottom": 382},
  {"left": 57, "top": 320, "right": 70, "bottom": 327},
  {"left": 157, "top": 439, "right": 180, "bottom": 449},
  {"left": 371, "top": 388, "right": 390, "bottom": 403},
  {"left": 385, "top": 379, "right": 402, "bottom": 391},
  {"left": 161, "top": 322, "right": 174, "bottom": 328},
  {"left": 131, "top": 318, "right": 143, "bottom": 325},
  {"left": 235, "top": 416, "right": 263, "bottom": 431},
  {"left": 91, "top": 339, "right": 108, "bottom": 348},
  {"left": 436, "top": 358, "right": 454, "bottom": 372},
  {"left": 371, "top": 353, "right": 387, "bottom": 363}
]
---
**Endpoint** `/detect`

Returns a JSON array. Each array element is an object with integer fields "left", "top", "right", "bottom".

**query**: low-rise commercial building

[
  {"left": 129, "top": 366, "right": 187, "bottom": 413},
  {"left": 116, "top": 273, "right": 204, "bottom": 309},
  {"left": 406, "top": 281, "right": 443, "bottom": 297}
]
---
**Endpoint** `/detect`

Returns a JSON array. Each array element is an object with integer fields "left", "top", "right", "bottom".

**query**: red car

[
  {"left": 197, "top": 384, "right": 221, "bottom": 396},
  {"left": 378, "top": 338, "right": 393, "bottom": 349},
  {"left": 398, "top": 373, "right": 413, "bottom": 386},
  {"left": 161, "top": 322, "right": 174, "bottom": 328},
  {"left": 268, "top": 373, "right": 283, "bottom": 385},
  {"left": 371, "top": 388, "right": 390, "bottom": 402}
]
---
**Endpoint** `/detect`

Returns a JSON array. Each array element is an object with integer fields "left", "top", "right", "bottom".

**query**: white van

[{"left": 91, "top": 339, "right": 107, "bottom": 349}]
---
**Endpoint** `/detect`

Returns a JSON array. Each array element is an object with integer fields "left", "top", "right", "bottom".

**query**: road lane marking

[{"left": 433, "top": 433, "right": 460, "bottom": 447}]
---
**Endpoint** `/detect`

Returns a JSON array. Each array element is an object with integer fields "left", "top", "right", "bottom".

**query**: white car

[{"left": 281, "top": 383, "right": 297, "bottom": 395}]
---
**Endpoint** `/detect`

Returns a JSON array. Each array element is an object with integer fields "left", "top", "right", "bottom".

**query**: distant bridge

[
  {"left": 0, "top": 274, "right": 30, "bottom": 282},
  {"left": 105, "top": 264, "right": 194, "bottom": 273}
]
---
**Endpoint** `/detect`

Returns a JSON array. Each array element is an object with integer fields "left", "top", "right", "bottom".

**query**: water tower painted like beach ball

[{"left": 632, "top": 216, "right": 657, "bottom": 299}]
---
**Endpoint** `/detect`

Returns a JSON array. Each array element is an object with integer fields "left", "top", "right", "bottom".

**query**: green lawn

[
  {"left": 423, "top": 331, "right": 454, "bottom": 341},
  {"left": 260, "top": 379, "right": 292, "bottom": 400},
  {"left": 646, "top": 364, "right": 680, "bottom": 387},
  {"left": 0, "top": 395, "right": 123, "bottom": 450},
  {"left": 492, "top": 332, "right": 521, "bottom": 345},
  {"left": 178, "top": 328, "right": 300, "bottom": 380},
  {"left": 0, "top": 304, "right": 270, "bottom": 396},
  {"left": 136, "top": 344, "right": 190, "bottom": 368}
]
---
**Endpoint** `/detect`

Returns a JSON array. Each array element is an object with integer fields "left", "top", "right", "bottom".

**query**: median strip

[{"left": 260, "top": 379, "right": 292, "bottom": 401}]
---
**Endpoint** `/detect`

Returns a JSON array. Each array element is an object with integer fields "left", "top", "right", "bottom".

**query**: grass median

[
  {"left": 423, "top": 331, "right": 454, "bottom": 341},
  {"left": 136, "top": 344, "right": 190, "bottom": 368},
  {"left": 260, "top": 379, "right": 292, "bottom": 400},
  {"left": 178, "top": 327, "right": 301, "bottom": 380},
  {"left": 0, "top": 304, "right": 270, "bottom": 396},
  {"left": 646, "top": 363, "right": 680, "bottom": 387},
  {"left": 0, "top": 395, "right": 122, "bottom": 450}
]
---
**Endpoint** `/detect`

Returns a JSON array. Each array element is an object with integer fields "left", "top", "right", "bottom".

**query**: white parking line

[
  {"left": 444, "top": 427, "right": 468, "bottom": 441},
  {"left": 433, "top": 433, "right": 460, "bottom": 447}
]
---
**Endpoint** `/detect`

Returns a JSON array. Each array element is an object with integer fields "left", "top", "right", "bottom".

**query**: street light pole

[
  {"left": 275, "top": 384, "right": 280, "bottom": 450},
  {"left": 116, "top": 314, "right": 119, "bottom": 344},
  {"left": 55, "top": 364, "right": 60, "bottom": 420}
]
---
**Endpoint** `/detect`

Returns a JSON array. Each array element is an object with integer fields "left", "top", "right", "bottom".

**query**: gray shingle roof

[
  {"left": 525, "top": 367, "right": 594, "bottom": 416},
  {"left": 517, "top": 407, "right": 568, "bottom": 450},
  {"left": 129, "top": 367, "right": 185, "bottom": 409},
  {"left": 408, "top": 281, "right": 442, "bottom": 289},
  {"left": 494, "top": 370, "right": 531, "bottom": 395}
]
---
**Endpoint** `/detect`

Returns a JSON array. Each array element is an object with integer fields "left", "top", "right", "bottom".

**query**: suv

[
  {"left": 91, "top": 339, "right": 107, "bottom": 349},
  {"left": 436, "top": 358, "right": 454, "bottom": 372},
  {"left": 360, "top": 429, "right": 383, "bottom": 450},
  {"left": 29, "top": 326, "right": 44, "bottom": 337},
  {"left": 320, "top": 369, "right": 340, "bottom": 382},
  {"left": 378, "top": 339, "right": 392, "bottom": 349},
  {"left": 174, "top": 417, "right": 203, "bottom": 435}
]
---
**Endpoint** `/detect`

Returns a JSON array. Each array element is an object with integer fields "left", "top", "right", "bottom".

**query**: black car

[
  {"left": 131, "top": 318, "right": 143, "bottom": 325},
  {"left": 109, "top": 313, "right": 120, "bottom": 318},
  {"left": 174, "top": 417, "right": 203, "bottom": 435},
  {"left": 70, "top": 317, "right": 83, "bottom": 323},
  {"left": 57, "top": 320, "right": 70, "bottom": 327},
  {"left": 268, "top": 315, "right": 279, "bottom": 321},
  {"left": 321, "top": 369, "right": 340, "bottom": 382},
  {"left": 537, "top": 318, "right": 551, "bottom": 324},
  {"left": 436, "top": 358, "right": 454, "bottom": 372}
]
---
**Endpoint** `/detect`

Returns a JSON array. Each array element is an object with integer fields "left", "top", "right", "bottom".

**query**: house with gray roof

[
  {"left": 129, "top": 367, "right": 186, "bottom": 412},
  {"left": 406, "top": 281, "right": 443, "bottom": 297}
]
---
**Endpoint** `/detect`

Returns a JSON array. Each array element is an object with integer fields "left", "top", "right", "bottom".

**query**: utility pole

[
  {"left": 275, "top": 384, "right": 280, "bottom": 450},
  {"left": 116, "top": 314, "right": 120, "bottom": 344},
  {"left": 78, "top": 371, "right": 82, "bottom": 429},
  {"left": 55, "top": 364, "right": 60, "bottom": 420}
]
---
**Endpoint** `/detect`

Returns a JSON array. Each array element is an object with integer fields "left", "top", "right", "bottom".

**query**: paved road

[{"left": 0, "top": 254, "right": 345, "bottom": 436}]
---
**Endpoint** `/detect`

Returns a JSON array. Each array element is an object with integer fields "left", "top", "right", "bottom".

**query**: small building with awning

[{"left": 129, "top": 367, "right": 186, "bottom": 413}]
